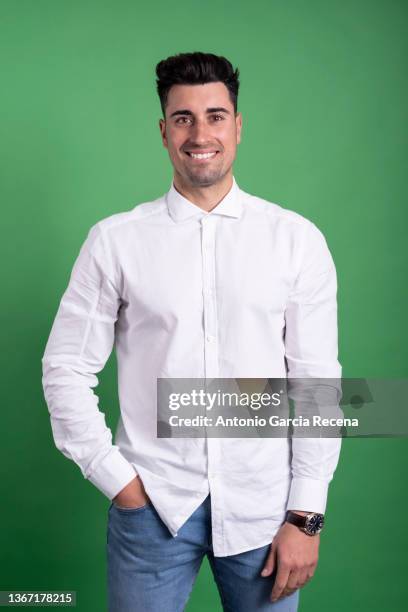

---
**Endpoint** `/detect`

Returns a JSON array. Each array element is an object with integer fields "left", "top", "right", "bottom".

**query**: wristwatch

[{"left": 285, "top": 511, "right": 324, "bottom": 536}]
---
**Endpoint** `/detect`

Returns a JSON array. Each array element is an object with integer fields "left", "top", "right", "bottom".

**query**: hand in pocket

[{"left": 113, "top": 474, "right": 150, "bottom": 509}]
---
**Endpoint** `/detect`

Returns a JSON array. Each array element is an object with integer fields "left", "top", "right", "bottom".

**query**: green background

[{"left": 1, "top": 0, "right": 407, "bottom": 610}]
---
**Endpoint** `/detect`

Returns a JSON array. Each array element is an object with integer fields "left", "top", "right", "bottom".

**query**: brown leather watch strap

[{"left": 285, "top": 511, "right": 307, "bottom": 528}]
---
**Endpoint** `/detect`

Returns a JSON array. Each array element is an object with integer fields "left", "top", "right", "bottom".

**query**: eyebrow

[{"left": 169, "top": 107, "right": 231, "bottom": 118}]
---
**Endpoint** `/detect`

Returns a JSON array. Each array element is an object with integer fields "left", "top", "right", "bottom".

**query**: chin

[{"left": 187, "top": 169, "right": 224, "bottom": 186}]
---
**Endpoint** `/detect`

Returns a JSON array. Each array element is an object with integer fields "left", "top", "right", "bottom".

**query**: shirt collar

[{"left": 166, "top": 176, "right": 243, "bottom": 223}]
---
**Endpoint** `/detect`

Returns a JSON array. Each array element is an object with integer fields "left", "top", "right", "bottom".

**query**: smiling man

[
  {"left": 160, "top": 79, "right": 241, "bottom": 200},
  {"left": 42, "top": 52, "right": 342, "bottom": 612}
]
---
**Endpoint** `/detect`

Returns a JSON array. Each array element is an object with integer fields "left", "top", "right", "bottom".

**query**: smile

[
  {"left": 185, "top": 151, "right": 219, "bottom": 162},
  {"left": 185, "top": 151, "right": 219, "bottom": 160}
]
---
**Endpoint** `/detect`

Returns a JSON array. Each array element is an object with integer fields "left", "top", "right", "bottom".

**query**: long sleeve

[
  {"left": 41, "top": 222, "right": 137, "bottom": 500},
  {"left": 284, "top": 221, "right": 342, "bottom": 514}
]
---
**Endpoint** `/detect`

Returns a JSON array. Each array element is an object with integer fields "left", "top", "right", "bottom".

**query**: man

[{"left": 42, "top": 52, "right": 342, "bottom": 611}]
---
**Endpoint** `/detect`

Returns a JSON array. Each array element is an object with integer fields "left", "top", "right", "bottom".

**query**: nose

[{"left": 189, "top": 117, "right": 210, "bottom": 144}]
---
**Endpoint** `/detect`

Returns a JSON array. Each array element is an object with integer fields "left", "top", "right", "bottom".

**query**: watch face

[{"left": 305, "top": 513, "right": 324, "bottom": 535}]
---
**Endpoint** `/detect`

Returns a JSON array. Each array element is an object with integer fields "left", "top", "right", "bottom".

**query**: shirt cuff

[
  {"left": 286, "top": 477, "right": 329, "bottom": 514},
  {"left": 86, "top": 448, "right": 138, "bottom": 500}
]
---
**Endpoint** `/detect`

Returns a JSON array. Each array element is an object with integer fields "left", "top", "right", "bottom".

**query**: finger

[
  {"left": 285, "top": 569, "right": 300, "bottom": 591},
  {"left": 271, "top": 563, "right": 290, "bottom": 602},
  {"left": 281, "top": 587, "right": 297, "bottom": 600},
  {"left": 261, "top": 543, "right": 276, "bottom": 577},
  {"left": 296, "top": 569, "right": 310, "bottom": 588},
  {"left": 304, "top": 569, "right": 316, "bottom": 586},
  {"left": 276, "top": 568, "right": 299, "bottom": 601}
]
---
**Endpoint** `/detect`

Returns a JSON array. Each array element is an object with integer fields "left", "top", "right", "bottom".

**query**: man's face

[{"left": 159, "top": 81, "right": 242, "bottom": 188}]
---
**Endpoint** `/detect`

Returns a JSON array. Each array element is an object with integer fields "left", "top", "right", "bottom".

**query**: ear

[
  {"left": 235, "top": 112, "right": 243, "bottom": 145},
  {"left": 159, "top": 118, "right": 168, "bottom": 148}
]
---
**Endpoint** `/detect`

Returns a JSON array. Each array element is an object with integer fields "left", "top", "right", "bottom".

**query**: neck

[{"left": 173, "top": 172, "right": 233, "bottom": 213}]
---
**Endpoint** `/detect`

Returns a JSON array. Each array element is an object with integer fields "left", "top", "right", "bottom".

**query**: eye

[
  {"left": 175, "top": 116, "right": 192, "bottom": 125},
  {"left": 211, "top": 114, "right": 225, "bottom": 121}
]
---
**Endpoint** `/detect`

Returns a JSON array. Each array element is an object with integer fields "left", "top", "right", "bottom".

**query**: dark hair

[{"left": 155, "top": 51, "right": 240, "bottom": 117}]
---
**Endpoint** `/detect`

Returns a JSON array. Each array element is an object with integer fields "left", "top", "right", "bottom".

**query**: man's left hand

[{"left": 260, "top": 513, "right": 320, "bottom": 602}]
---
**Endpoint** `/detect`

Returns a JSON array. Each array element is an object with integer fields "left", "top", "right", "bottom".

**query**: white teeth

[{"left": 189, "top": 152, "right": 217, "bottom": 159}]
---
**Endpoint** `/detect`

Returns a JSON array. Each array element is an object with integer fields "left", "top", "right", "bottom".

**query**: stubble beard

[{"left": 183, "top": 160, "right": 229, "bottom": 188}]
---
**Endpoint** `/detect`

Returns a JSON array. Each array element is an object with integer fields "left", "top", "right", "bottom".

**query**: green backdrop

[{"left": 1, "top": 0, "right": 407, "bottom": 610}]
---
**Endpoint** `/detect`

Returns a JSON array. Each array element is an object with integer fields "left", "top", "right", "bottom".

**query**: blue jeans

[{"left": 107, "top": 494, "right": 300, "bottom": 612}]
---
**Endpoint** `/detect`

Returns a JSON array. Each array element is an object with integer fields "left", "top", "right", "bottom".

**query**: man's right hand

[{"left": 113, "top": 475, "right": 150, "bottom": 509}]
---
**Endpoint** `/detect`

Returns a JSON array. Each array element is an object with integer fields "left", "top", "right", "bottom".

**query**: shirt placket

[{"left": 200, "top": 214, "right": 224, "bottom": 554}]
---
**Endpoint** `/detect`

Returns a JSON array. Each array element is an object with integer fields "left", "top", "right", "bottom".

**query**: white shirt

[{"left": 41, "top": 176, "right": 342, "bottom": 557}]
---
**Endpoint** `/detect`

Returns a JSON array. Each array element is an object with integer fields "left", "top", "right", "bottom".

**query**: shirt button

[{"left": 206, "top": 334, "right": 216, "bottom": 343}]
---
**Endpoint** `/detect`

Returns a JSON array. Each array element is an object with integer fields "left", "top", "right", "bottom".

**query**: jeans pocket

[{"left": 112, "top": 500, "right": 151, "bottom": 514}]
